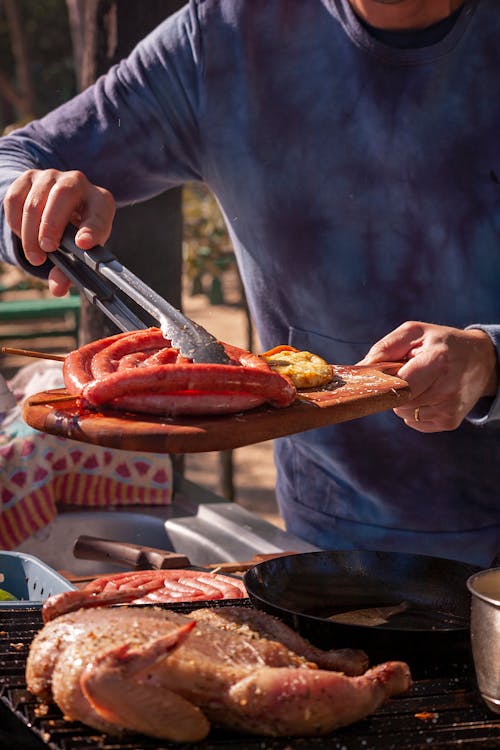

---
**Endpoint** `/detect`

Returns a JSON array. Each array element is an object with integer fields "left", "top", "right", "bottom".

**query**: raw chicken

[
  {"left": 189, "top": 606, "right": 370, "bottom": 674},
  {"left": 26, "top": 605, "right": 412, "bottom": 742}
]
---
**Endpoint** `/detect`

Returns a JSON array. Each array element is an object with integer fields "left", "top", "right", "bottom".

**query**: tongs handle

[
  {"left": 55, "top": 226, "right": 231, "bottom": 364},
  {"left": 59, "top": 225, "right": 117, "bottom": 269},
  {"left": 52, "top": 227, "right": 149, "bottom": 332},
  {"left": 57, "top": 225, "right": 194, "bottom": 334},
  {"left": 57, "top": 224, "right": 170, "bottom": 326}
]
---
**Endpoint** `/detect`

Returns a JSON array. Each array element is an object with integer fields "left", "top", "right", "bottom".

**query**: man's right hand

[{"left": 3, "top": 168, "right": 115, "bottom": 296}]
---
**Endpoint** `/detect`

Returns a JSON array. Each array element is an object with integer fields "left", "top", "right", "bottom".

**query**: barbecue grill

[{"left": 2, "top": 602, "right": 500, "bottom": 750}]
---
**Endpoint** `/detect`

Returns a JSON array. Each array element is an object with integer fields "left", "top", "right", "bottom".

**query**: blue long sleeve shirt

[{"left": 0, "top": 0, "right": 499, "bottom": 565}]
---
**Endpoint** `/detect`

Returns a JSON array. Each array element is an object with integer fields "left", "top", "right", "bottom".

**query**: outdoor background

[{"left": 0, "top": 0, "right": 281, "bottom": 527}]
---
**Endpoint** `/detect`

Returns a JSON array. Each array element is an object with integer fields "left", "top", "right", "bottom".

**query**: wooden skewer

[
  {"left": 1, "top": 346, "right": 66, "bottom": 361},
  {"left": 27, "top": 393, "right": 77, "bottom": 406}
]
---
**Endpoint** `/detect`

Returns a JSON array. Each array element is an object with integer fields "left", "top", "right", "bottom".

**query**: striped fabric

[{"left": 0, "top": 431, "right": 173, "bottom": 550}]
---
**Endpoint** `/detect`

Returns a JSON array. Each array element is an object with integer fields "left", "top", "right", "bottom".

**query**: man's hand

[
  {"left": 4, "top": 168, "right": 115, "bottom": 296},
  {"left": 358, "top": 321, "right": 499, "bottom": 432}
]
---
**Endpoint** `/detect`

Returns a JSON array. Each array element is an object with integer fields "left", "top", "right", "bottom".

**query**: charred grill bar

[{"left": 1, "top": 603, "right": 500, "bottom": 750}]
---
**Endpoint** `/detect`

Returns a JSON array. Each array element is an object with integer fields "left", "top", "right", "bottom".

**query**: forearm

[
  {"left": 0, "top": 6, "right": 202, "bottom": 276},
  {"left": 0, "top": 145, "right": 42, "bottom": 272}
]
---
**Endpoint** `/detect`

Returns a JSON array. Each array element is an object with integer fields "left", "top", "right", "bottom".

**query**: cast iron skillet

[{"left": 244, "top": 550, "right": 481, "bottom": 670}]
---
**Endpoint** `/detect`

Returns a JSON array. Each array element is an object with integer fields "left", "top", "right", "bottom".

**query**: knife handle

[{"left": 73, "top": 535, "right": 191, "bottom": 570}]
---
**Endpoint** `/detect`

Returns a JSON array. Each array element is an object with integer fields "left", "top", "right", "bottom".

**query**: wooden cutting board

[{"left": 22, "top": 364, "right": 410, "bottom": 453}]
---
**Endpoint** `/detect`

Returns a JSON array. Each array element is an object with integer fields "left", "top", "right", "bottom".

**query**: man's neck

[{"left": 348, "top": 1, "right": 465, "bottom": 31}]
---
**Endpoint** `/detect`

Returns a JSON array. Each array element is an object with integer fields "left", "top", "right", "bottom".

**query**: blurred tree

[
  {"left": 0, "top": 0, "right": 75, "bottom": 131},
  {"left": 64, "top": 1, "right": 185, "bottom": 346},
  {"left": 0, "top": 1, "right": 237, "bottom": 494}
]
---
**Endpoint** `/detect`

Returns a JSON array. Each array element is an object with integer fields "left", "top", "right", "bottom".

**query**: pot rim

[{"left": 467, "top": 566, "right": 500, "bottom": 607}]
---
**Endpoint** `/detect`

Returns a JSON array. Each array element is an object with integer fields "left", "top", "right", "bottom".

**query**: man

[{"left": 0, "top": 0, "right": 498, "bottom": 565}]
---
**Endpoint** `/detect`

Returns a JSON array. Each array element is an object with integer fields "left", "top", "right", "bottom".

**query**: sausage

[
  {"left": 64, "top": 329, "right": 171, "bottom": 389},
  {"left": 63, "top": 331, "right": 132, "bottom": 393},
  {"left": 115, "top": 349, "right": 181, "bottom": 370},
  {"left": 116, "top": 351, "right": 152, "bottom": 370},
  {"left": 90, "top": 328, "right": 170, "bottom": 379},
  {"left": 63, "top": 328, "right": 296, "bottom": 415},
  {"left": 85, "top": 569, "right": 168, "bottom": 593},
  {"left": 111, "top": 391, "right": 267, "bottom": 415},
  {"left": 42, "top": 569, "right": 247, "bottom": 621},
  {"left": 82, "top": 362, "right": 295, "bottom": 409},
  {"left": 85, "top": 569, "right": 247, "bottom": 601},
  {"left": 221, "top": 342, "right": 268, "bottom": 368},
  {"left": 144, "top": 348, "right": 191, "bottom": 366}
]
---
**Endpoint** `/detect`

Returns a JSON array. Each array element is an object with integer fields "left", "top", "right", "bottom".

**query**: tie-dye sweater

[{"left": 0, "top": 0, "right": 498, "bottom": 564}]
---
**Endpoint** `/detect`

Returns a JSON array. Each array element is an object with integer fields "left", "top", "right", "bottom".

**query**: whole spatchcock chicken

[{"left": 26, "top": 603, "right": 412, "bottom": 743}]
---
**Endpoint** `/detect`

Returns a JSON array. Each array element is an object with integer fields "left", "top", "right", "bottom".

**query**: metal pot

[{"left": 467, "top": 567, "right": 500, "bottom": 713}]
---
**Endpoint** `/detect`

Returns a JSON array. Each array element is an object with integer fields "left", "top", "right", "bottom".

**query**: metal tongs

[{"left": 51, "top": 225, "right": 231, "bottom": 364}]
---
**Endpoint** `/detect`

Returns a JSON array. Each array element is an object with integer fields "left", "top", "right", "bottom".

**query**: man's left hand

[{"left": 358, "top": 321, "right": 498, "bottom": 432}]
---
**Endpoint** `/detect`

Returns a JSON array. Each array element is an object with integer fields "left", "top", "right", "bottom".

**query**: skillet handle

[{"left": 73, "top": 535, "right": 191, "bottom": 570}]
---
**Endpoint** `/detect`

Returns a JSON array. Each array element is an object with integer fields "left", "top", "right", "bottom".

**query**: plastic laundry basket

[{"left": 0, "top": 551, "right": 75, "bottom": 607}]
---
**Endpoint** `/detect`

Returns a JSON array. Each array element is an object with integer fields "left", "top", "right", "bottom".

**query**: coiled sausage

[{"left": 63, "top": 328, "right": 296, "bottom": 416}]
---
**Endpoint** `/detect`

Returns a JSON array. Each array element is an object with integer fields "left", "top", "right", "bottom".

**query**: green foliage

[{"left": 183, "top": 184, "right": 236, "bottom": 304}]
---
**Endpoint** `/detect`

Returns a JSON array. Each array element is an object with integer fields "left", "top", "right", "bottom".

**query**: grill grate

[{"left": 2, "top": 604, "right": 500, "bottom": 750}]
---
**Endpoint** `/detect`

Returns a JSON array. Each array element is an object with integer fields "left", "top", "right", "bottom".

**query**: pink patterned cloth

[{"left": 0, "top": 363, "right": 172, "bottom": 550}]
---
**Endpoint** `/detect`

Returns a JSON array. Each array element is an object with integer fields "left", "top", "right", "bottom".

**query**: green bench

[{"left": 0, "top": 293, "right": 81, "bottom": 343}]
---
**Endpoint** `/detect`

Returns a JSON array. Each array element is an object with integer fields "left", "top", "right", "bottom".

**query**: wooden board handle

[{"left": 356, "top": 361, "right": 405, "bottom": 375}]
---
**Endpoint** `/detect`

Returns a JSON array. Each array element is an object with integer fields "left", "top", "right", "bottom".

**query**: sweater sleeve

[
  {"left": 465, "top": 324, "right": 500, "bottom": 425},
  {"left": 0, "top": 2, "right": 204, "bottom": 276}
]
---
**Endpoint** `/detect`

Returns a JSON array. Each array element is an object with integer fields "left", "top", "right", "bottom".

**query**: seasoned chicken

[
  {"left": 189, "top": 606, "right": 369, "bottom": 674},
  {"left": 26, "top": 605, "right": 412, "bottom": 743}
]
